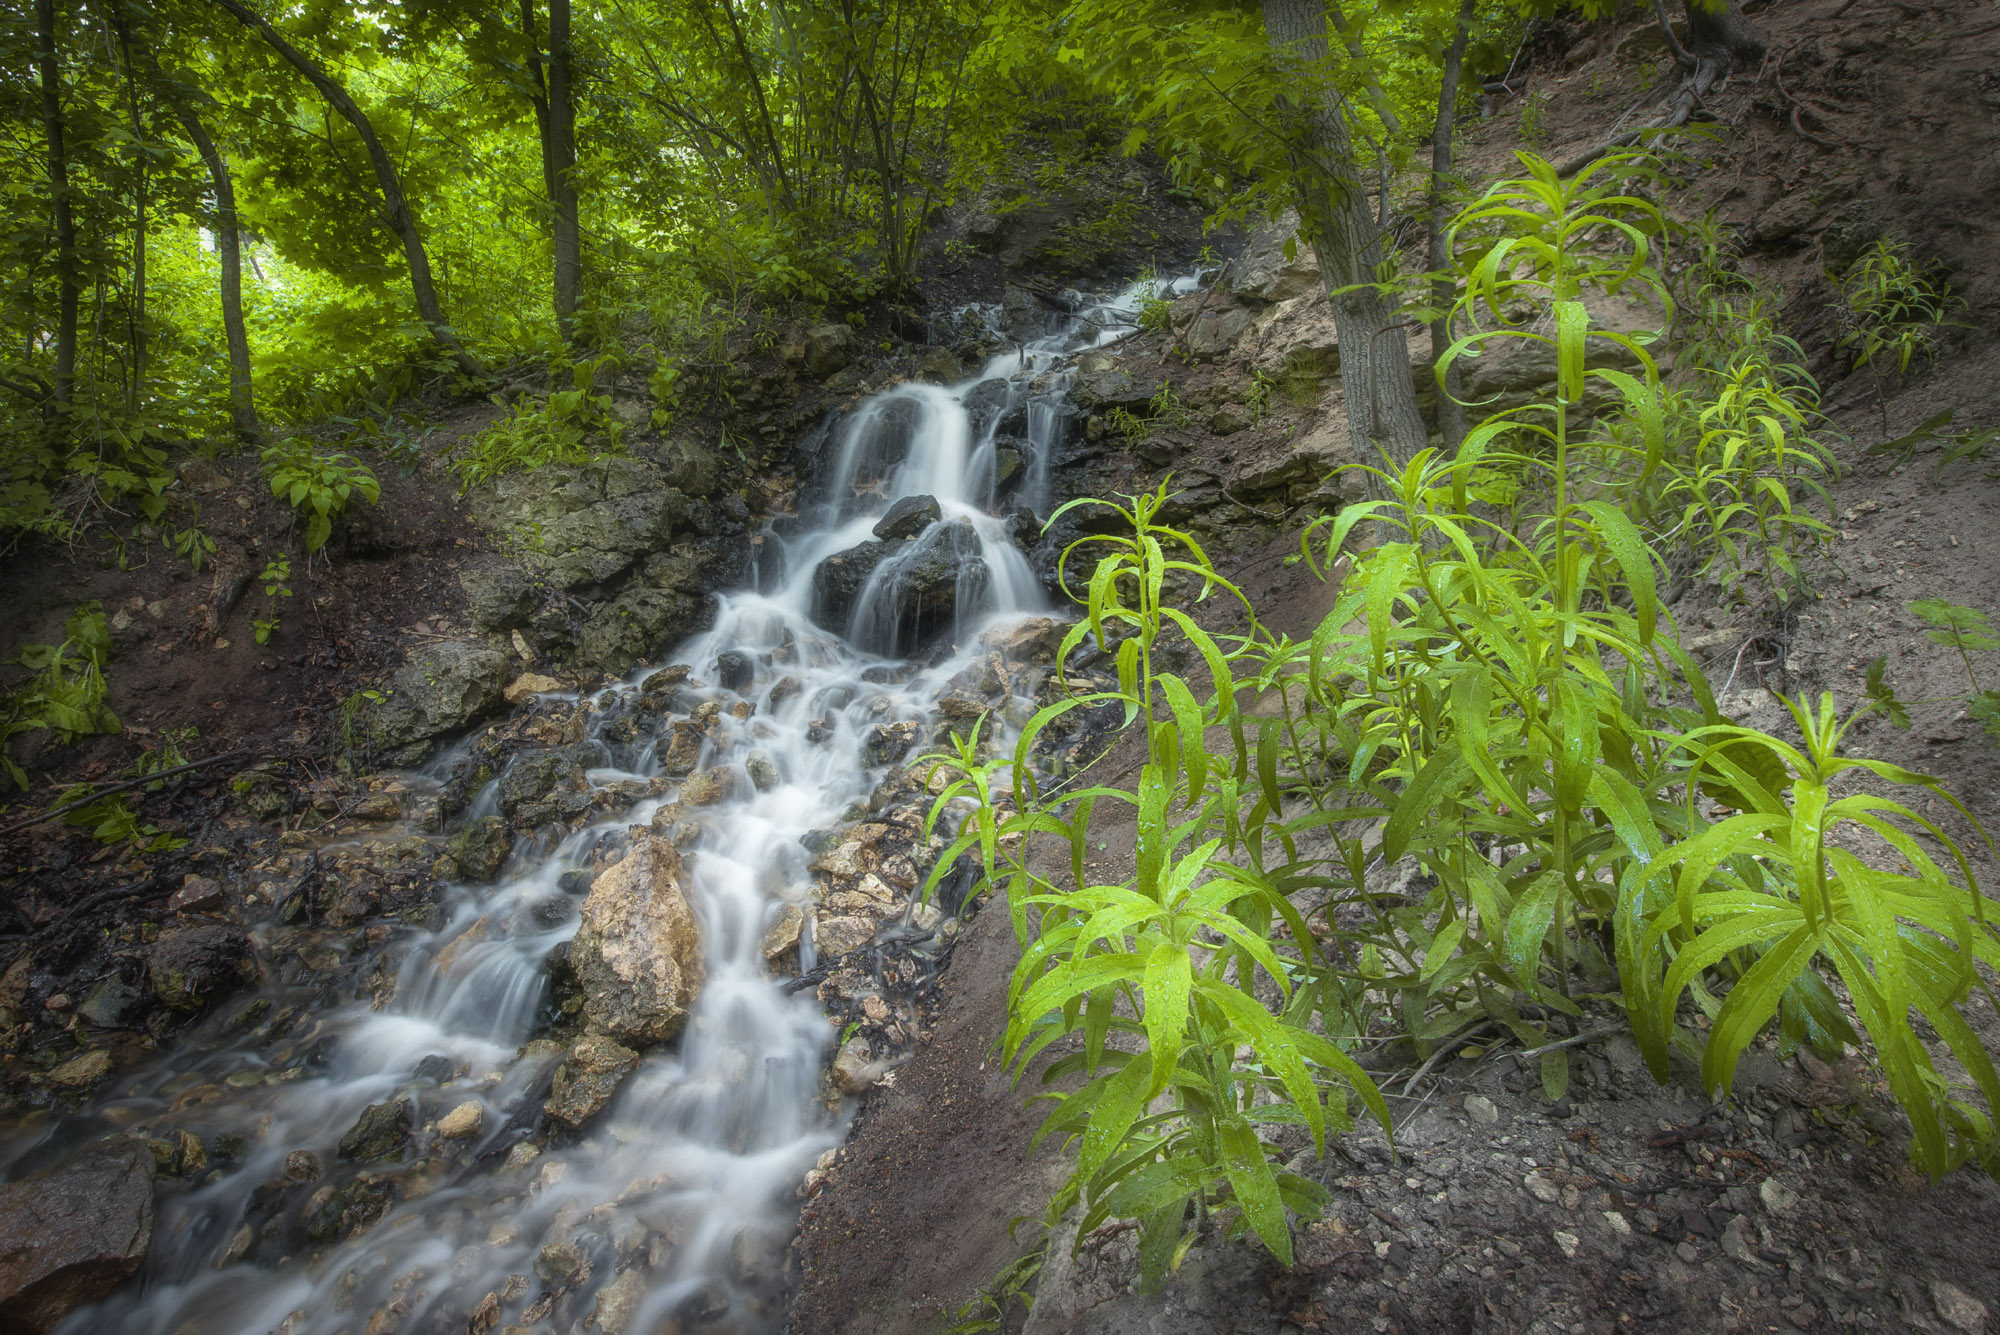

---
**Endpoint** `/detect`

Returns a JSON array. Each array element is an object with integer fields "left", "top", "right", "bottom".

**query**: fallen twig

[{"left": 0, "top": 747, "right": 260, "bottom": 839}]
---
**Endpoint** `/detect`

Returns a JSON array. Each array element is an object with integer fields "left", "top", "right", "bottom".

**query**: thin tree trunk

[
  {"left": 548, "top": 0, "right": 581, "bottom": 338},
  {"left": 35, "top": 0, "right": 78, "bottom": 411},
  {"left": 1427, "top": 0, "right": 1477, "bottom": 451},
  {"left": 203, "top": 0, "right": 483, "bottom": 379},
  {"left": 519, "top": 0, "right": 555, "bottom": 201},
  {"left": 1260, "top": 0, "right": 1429, "bottom": 487},
  {"left": 114, "top": 8, "right": 147, "bottom": 412},
  {"left": 174, "top": 102, "right": 259, "bottom": 442}
]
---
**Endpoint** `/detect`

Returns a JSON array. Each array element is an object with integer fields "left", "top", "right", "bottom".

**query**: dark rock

[
  {"left": 576, "top": 586, "right": 712, "bottom": 677},
  {"left": 811, "top": 541, "right": 897, "bottom": 631},
  {"left": 962, "top": 378, "right": 1027, "bottom": 437},
  {"left": 803, "top": 324, "right": 858, "bottom": 380},
  {"left": 1067, "top": 348, "right": 1163, "bottom": 412},
  {"left": 657, "top": 439, "right": 723, "bottom": 497},
  {"left": 302, "top": 1177, "right": 396, "bottom": 1244},
  {"left": 993, "top": 446, "right": 1024, "bottom": 487},
  {"left": 336, "top": 1101, "right": 411, "bottom": 1163},
  {"left": 872, "top": 495, "right": 941, "bottom": 542},
  {"left": 714, "top": 650, "right": 755, "bottom": 692},
  {"left": 77, "top": 977, "right": 149, "bottom": 1029},
  {"left": 368, "top": 642, "right": 514, "bottom": 755},
  {"left": 471, "top": 459, "right": 687, "bottom": 590},
  {"left": 496, "top": 748, "right": 591, "bottom": 825},
  {"left": 411, "top": 1054, "right": 455, "bottom": 1083},
  {"left": 148, "top": 925, "right": 253, "bottom": 1012},
  {"left": 443, "top": 816, "right": 512, "bottom": 882},
  {"left": 544, "top": 1036, "right": 641, "bottom": 1129},
  {"left": 0, "top": 1138, "right": 155, "bottom": 1333},
  {"left": 844, "top": 519, "right": 989, "bottom": 654},
  {"left": 914, "top": 347, "right": 962, "bottom": 384},
  {"left": 460, "top": 563, "right": 541, "bottom": 631},
  {"left": 863, "top": 722, "right": 920, "bottom": 767},
  {"left": 999, "top": 286, "right": 1044, "bottom": 341}
]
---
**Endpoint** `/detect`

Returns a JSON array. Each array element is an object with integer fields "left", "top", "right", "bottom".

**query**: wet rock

[
  {"left": 302, "top": 1177, "right": 396, "bottom": 1244},
  {"left": 576, "top": 586, "right": 712, "bottom": 678},
  {"left": 337, "top": 1101, "right": 412, "bottom": 1163},
  {"left": 47, "top": 1050, "right": 112, "bottom": 1090},
  {"left": 590, "top": 1269, "right": 648, "bottom": 1335},
  {"left": 745, "top": 751, "right": 782, "bottom": 792},
  {"left": 148, "top": 924, "right": 253, "bottom": 1012},
  {"left": 503, "top": 672, "right": 565, "bottom": 704},
  {"left": 863, "top": 721, "right": 920, "bottom": 767},
  {"left": 999, "top": 286, "right": 1044, "bottom": 341},
  {"left": 569, "top": 834, "right": 704, "bottom": 1045},
  {"left": 980, "top": 616, "right": 1062, "bottom": 664},
  {"left": 460, "top": 563, "right": 541, "bottom": 631},
  {"left": 1068, "top": 348, "right": 1164, "bottom": 412},
  {"left": 831, "top": 1038, "right": 883, "bottom": 1094},
  {"left": 369, "top": 642, "right": 514, "bottom": 755},
  {"left": 166, "top": 876, "right": 225, "bottom": 916},
  {"left": 349, "top": 792, "right": 401, "bottom": 822},
  {"left": 544, "top": 1035, "right": 640, "bottom": 1130},
  {"left": 679, "top": 767, "right": 735, "bottom": 806},
  {"left": 914, "top": 347, "right": 962, "bottom": 384},
  {"left": 714, "top": 649, "right": 755, "bottom": 692},
  {"left": 437, "top": 1102, "right": 484, "bottom": 1139},
  {"left": 283, "top": 1150, "right": 320, "bottom": 1182},
  {"left": 993, "top": 445, "right": 1024, "bottom": 486},
  {"left": 846, "top": 520, "right": 988, "bottom": 653},
  {"left": 811, "top": 541, "right": 896, "bottom": 630},
  {"left": 496, "top": 747, "right": 591, "bottom": 826},
  {"left": 443, "top": 816, "right": 512, "bottom": 882},
  {"left": 768, "top": 676, "right": 802, "bottom": 710},
  {"left": 872, "top": 495, "right": 941, "bottom": 542},
  {"left": 77, "top": 978, "right": 148, "bottom": 1029},
  {"left": 962, "top": 378, "right": 1028, "bottom": 437},
  {"left": 814, "top": 915, "right": 878, "bottom": 959},
  {"left": 803, "top": 324, "right": 858, "bottom": 379},
  {"left": 762, "top": 903, "right": 804, "bottom": 964},
  {"left": 0, "top": 1138, "right": 155, "bottom": 1333},
  {"left": 659, "top": 722, "right": 706, "bottom": 777}
]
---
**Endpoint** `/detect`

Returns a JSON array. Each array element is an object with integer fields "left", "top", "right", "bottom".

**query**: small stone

[
  {"left": 284, "top": 1150, "right": 321, "bottom": 1182},
  {"left": 831, "top": 1038, "right": 880, "bottom": 1095},
  {"left": 761, "top": 903, "right": 804, "bottom": 963},
  {"left": 544, "top": 1036, "right": 640, "bottom": 1130},
  {"left": 337, "top": 1101, "right": 412, "bottom": 1163},
  {"left": 745, "top": 751, "right": 781, "bottom": 792},
  {"left": 349, "top": 793, "right": 402, "bottom": 822},
  {"left": 437, "top": 1102, "right": 484, "bottom": 1139},
  {"left": 503, "top": 1142, "right": 540, "bottom": 1170},
  {"left": 1720, "top": 1214, "right": 1759, "bottom": 1266},
  {"left": 1602, "top": 1210, "right": 1632, "bottom": 1237},
  {"left": 503, "top": 672, "right": 564, "bottom": 704},
  {"left": 534, "top": 1240, "right": 590, "bottom": 1289},
  {"left": 1463, "top": 1094, "right": 1499, "bottom": 1125},
  {"left": 678, "top": 768, "right": 735, "bottom": 806},
  {"left": 1757, "top": 1176, "right": 1798, "bottom": 1214},
  {"left": 1675, "top": 1240, "right": 1700, "bottom": 1263},
  {"left": 167, "top": 876, "right": 226, "bottom": 915},
  {"left": 1933, "top": 1280, "right": 1991, "bottom": 1334},
  {"left": 590, "top": 1270, "right": 648, "bottom": 1335},
  {"left": 47, "top": 1050, "right": 112, "bottom": 1090},
  {"left": 1523, "top": 1172, "right": 1561, "bottom": 1204},
  {"left": 1552, "top": 1230, "right": 1579, "bottom": 1259}
]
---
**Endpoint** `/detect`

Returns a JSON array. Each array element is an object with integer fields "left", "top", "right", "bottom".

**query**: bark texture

[
  {"left": 174, "top": 103, "right": 259, "bottom": 442},
  {"left": 548, "top": 0, "right": 581, "bottom": 336},
  {"left": 1260, "top": 0, "right": 1429, "bottom": 483},
  {"left": 35, "top": 0, "right": 78, "bottom": 410},
  {"left": 1427, "top": 0, "right": 1478, "bottom": 451}
]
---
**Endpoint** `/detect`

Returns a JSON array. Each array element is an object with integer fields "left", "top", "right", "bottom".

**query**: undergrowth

[{"left": 924, "top": 150, "right": 2000, "bottom": 1305}]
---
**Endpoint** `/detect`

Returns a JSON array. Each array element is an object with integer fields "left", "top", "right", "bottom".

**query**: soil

[{"left": 789, "top": 2, "right": 2000, "bottom": 1333}]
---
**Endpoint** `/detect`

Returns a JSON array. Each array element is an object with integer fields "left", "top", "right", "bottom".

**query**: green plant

[
  {"left": 1518, "top": 90, "right": 1552, "bottom": 146},
  {"left": 1245, "top": 370, "right": 1274, "bottom": 427},
  {"left": 56, "top": 787, "right": 185, "bottom": 852},
  {"left": 2, "top": 604, "right": 120, "bottom": 790},
  {"left": 254, "top": 556, "right": 293, "bottom": 645},
  {"left": 456, "top": 359, "right": 627, "bottom": 491},
  {"left": 1135, "top": 266, "right": 1175, "bottom": 336},
  {"left": 923, "top": 488, "right": 1391, "bottom": 1289},
  {"left": 262, "top": 439, "right": 381, "bottom": 553},
  {"left": 1910, "top": 600, "right": 2000, "bottom": 745},
  {"left": 1864, "top": 410, "right": 2000, "bottom": 483},
  {"left": 1833, "top": 238, "right": 1957, "bottom": 377}
]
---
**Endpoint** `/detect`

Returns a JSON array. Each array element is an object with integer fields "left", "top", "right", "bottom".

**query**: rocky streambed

[{"left": 0, "top": 277, "right": 1180, "bottom": 1335}]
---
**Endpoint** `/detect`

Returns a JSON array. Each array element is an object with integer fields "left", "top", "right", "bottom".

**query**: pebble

[
  {"left": 1523, "top": 1172, "right": 1561, "bottom": 1204},
  {"left": 1463, "top": 1094, "right": 1500, "bottom": 1125},
  {"left": 1602, "top": 1211, "right": 1631, "bottom": 1237},
  {"left": 1758, "top": 1176, "right": 1798, "bottom": 1214},
  {"left": 1552, "top": 1230, "right": 1579, "bottom": 1259}
]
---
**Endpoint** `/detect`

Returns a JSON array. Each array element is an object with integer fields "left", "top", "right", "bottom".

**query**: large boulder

[
  {"left": 1231, "top": 214, "right": 1323, "bottom": 303},
  {"left": 575, "top": 586, "right": 712, "bottom": 678},
  {"left": 803, "top": 325, "right": 858, "bottom": 380},
  {"left": 495, "top": 745, "right": 595, "bottom": 827},
  {"left": 147, "top": 924, "right": 254, "bottom": 1012},
  {"left": 1184, "top": 305, "right": 1254, "bottom": 360},
  {"left": 811, "top": 541, "right": 897, "bottom": 632},
  {"left": 569, "top": 834, "right": 704, "bottom": 1045},
  {"left": 1067, "top": 349, "right": 1165, "bottom": 412},
  {"left": 962, "top": 378, "right": 1027, "bottom": 438},
  {"left": 459, "top": 562, "right": 542, "bottom": 631},
  {"left": 0, "top": 1139, "right": 155, "bottom": 1332},
  {"left": 369, "top": 641, "right": 513, "bottom": 755},
  {"left": 471, "top": 458, "right": 687, "bottom": 590},
  {"left": 847, "top": 520, "right": 989, "bottom": 654}
]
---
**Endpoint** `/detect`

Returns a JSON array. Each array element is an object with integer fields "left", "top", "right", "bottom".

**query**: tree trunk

[
  {"left": 1684, "top": 0, "right": 1767, "bottom": 66},
  {"left": 548, "top": 0, "right": 581, "bottom": 338},
  {"left": 114, "top": 7, "right": 147, "bottom": 412},
  {"left": 1260, "top": 0, "right": 1430, "bottom": 488},
  {"left": 1427, "top": 0, "right": 1477, "bottom": 451},
  {"left": 34, "top": 0, "right": 78, "bottom": 411},
  {"left": 174, "top": 103, "right": 260, "bottom": 443},
  {"left": 518, "top": 0, "right": 555, "bottom": 201},
  {"left": 203, "top": 0, "right": 483, "bottom": 379}
]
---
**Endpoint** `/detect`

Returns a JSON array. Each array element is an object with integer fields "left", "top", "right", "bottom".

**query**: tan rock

[
  {"left": 814, "top": 914, "right": 877, "bottom": 959},
  {"left": 436, "top": 1102, "right": 484, "bottom": 1139},
  {"left": 48, "top": 1051, "right": 111, "bottom": 1090},
  {"left": 544, "top": 1036, "right": 640, "bottom": 1130},
  {"left": 762, "top": 903, "right": 804, "bottom": 963},
  {"left": 503, "top": 672, "right": 564, "bottom": 704},
  {"left": 569, "top": 834, "right": 703, "bottom": 1044},
  {"left": 678, "top": 767, "right": 735, "bottom": 806}
]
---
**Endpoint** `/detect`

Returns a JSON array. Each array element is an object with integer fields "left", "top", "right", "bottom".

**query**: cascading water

[{"left": 20, "top": 270, "right": 1197, "bottom": 1335}]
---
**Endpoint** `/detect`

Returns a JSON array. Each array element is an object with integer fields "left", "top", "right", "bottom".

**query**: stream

[{"left": 19, "top": 272, "right": 1196, "bottom": 1335}]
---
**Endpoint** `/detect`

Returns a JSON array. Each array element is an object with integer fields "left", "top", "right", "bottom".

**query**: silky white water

[{"left": 31, "top": 273, "right": 1192, "bottom": 1335}]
